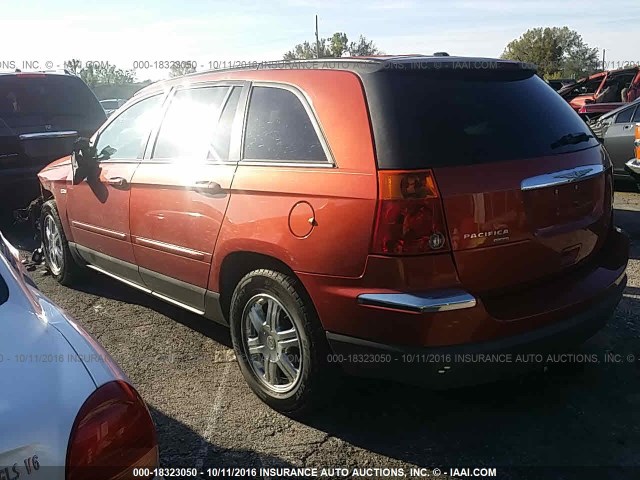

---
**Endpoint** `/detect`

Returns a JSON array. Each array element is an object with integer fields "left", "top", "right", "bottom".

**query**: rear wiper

[{"left": 550, "top": 132, "right": 594, "bottom": 149}]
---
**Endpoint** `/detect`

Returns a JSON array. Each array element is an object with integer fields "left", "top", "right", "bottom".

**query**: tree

[
  {"left": 348, "top": 35, "right": 380, "bottom": 57},
  {"left": 284, "top": 32, "right": 381, "bottom": 60},
  {"left": 76, "top": 61, "right": 135, "bottom": 87},
  {"left": 169, "top": 62, "right": 196, "bottom": 78},
  {"left": 63, "top": 59, "right": 82, "bottom": 75},
  {"left": 501, "top": 27, "right": 599, "bottom": 79}
]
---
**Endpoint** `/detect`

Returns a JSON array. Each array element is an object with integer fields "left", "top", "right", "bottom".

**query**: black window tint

[
  {"left": 208, "top": 87, "right": 241, "bottom": 161},
  {"left": 153, "top": 86, "right": 230, "bottom": 160},
  {"left": 364, "top": 70, "right": 600, "bottom": 169},
  {"left": 94, "top": 95, "right": 163, "bottom": 160},
  {"left": 244, "top": 87, "right": 326, "bottom": 162},
  {"left": 632, "top": 106, "right": 640, "bottom": 122},
  {"left": 0, "top": 75, "right": 106, "bottom": 133},
  {"left": 615, "top": 107, "right": 635, "bottom": 124}
]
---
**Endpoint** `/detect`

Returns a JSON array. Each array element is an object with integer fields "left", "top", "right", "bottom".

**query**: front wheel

[
  {"left": 41, "top": 200, "right": 82, "bottom": 285},
  {"left": 229, "top": 269, "right": 333, "bottom": 416}
]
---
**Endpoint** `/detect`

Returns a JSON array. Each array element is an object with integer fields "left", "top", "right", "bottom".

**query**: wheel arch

[{"left": 216, "top": 250, "right": 315, "bottom": 325}]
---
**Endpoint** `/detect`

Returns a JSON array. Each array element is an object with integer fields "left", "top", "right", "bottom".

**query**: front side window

[
  {"left": 243, "top": 86, "right": 327, "bottom": 162},
  {"left": 94, "top": 95, "right": 163, "bottom": 161},
  {"left": 616, "top": 106, "right": 636, "bottom": 124},
  {"left": 153, "top": 86, "right": 239, "bottom": 162}
]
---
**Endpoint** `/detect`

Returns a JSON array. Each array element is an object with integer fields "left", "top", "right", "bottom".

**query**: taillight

[
  {"left": 66, "top": 381, "right": 158, "bottom": 480},
  {"left": 372, "top": 169, "right": 449, "bottom": 255},
  {"left": 635, "top": 123, "right": 640, "bottom": 160}
]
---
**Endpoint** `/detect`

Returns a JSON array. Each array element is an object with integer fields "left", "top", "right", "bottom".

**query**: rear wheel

[
  {"left": 229, "top": 269, "right": 333, "bottom": 416},
  {"left": 41, "top": 200, "right": 82, "bottom": 285}
]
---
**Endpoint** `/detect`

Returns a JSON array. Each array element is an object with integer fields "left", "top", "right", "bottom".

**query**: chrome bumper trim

[
  {"left": 625, "top": 158, "right": 640, "bottom": 175},
  {"left": 357, "top": 289, "right": 477, "bottom": 313}
]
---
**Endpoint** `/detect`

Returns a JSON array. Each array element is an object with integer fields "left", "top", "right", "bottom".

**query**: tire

[
  {"left": 40, "top": 200, "right": 82, "bottom": 286},
  {"left": 229, "top": 269, "right": 334, "bottom": 416}
]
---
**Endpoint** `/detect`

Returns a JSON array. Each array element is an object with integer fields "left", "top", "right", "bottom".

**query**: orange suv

[{"left": 36, "top": 56, "right": 629, "bottom": 414}]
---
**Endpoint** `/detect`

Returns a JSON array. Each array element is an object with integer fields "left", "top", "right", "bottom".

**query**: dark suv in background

[{"left": 0, "top": 71, "right": 105, "bottom": 216}]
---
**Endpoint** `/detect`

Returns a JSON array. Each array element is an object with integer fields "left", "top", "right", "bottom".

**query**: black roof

[{"left": 136, "top": 55, "right": 537, "bottom": 97}]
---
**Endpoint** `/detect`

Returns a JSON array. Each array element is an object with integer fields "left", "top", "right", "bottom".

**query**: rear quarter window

[
  {"left": 243, "top": 86, "right": 327, "bottom": 162},
  {"left": 363, "top": 70, "right": 600, "bottom": 169}
]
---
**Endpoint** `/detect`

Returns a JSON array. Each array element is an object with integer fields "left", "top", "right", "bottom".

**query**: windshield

[{"left": 363, "top": 69, "right": 600, "bottom": 169}]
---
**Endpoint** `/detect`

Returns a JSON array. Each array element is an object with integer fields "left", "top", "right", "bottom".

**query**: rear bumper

[{"left": 327, "top": 270, "right": 626, "bottom": 388}]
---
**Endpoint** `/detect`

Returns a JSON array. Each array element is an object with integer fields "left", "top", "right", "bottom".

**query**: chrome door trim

[
  {"left": 357, "top": 289, "right": 477, "bottom": 313},
  {"left": 521, "top": 164, "right": 604, "bottom": 191},
  {"left": 133, "top": 236, "right": 208, "bottom": 261},
  {"left": 71, "top": 220, "right": 127, "bottom": 240}
]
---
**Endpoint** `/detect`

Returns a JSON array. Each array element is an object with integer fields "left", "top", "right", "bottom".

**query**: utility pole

[
  {"left": 602, "top": 49, "right": 606, "bottom": 70},
  {"left": 315, "top": 15, "right": 320, "bottom": 59}
]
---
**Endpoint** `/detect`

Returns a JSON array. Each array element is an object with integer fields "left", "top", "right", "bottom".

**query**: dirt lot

[{"left": 3, "top": 189, "right": 640, "bottom": 480}]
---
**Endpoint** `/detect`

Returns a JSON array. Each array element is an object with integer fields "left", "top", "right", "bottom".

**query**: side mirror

[{"left": 71, "top": 137, "right": 97, "bottom": 184}]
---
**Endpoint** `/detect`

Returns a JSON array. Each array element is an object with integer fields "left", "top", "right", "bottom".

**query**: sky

[{"left": 2, "top": 0, "right": 639, "bottom": 81}]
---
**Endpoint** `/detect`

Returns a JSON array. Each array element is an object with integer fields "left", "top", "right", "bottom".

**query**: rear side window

[
  {"left": 243, "top": 86, "right": 327, "bottom": 162},
  {"left": 632, "top": 106, "right": 640, "bottom": 122},
  {"left": 616, "top": 106, "right": 636, "bottom": 124},
  {"left": 153, "top": 86, "right": 239, "bottom": 162},
  {"left": 364, "top": 70, "right": 600, "bottom": 169},
  {"left": 0, "top": 75, "right": 105, "bottom": 130}
]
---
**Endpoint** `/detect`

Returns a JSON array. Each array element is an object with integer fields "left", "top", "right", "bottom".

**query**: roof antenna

[{"left": 15, "top": 68, "right": 22, "bottom": 72}]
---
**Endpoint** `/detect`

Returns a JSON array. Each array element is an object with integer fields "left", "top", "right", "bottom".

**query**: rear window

[
  {"left": 364, "top": 69, "right": 600, "bottom": 169},
  {"left": 0, "top": 74, "right": 105, "bottom": 125}
]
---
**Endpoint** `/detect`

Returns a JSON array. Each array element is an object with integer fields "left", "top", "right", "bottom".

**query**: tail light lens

[
  {"left": 372, "top": 169, "right": 449, "bottom": 255},
  {"left": 635, "top": 123, "right": 640, "bottom": 160},
  {"left": 66, "top": 381, "right": 158, "bottom": 480}
]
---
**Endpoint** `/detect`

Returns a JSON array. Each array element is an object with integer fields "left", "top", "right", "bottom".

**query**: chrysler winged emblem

[{"left": 553, "top": 168, "right": 592, "bottom": 182}]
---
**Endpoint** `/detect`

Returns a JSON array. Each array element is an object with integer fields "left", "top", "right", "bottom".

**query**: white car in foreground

[{"left": 0, "top": 231, "right": 161, "bottom": 480}]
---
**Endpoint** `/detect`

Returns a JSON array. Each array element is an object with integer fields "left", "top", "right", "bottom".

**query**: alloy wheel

[
  {"left": 43, "top": 215, "right": 64, "bottom": 275},
  {"left": 241, "top": 293, "right": 303, "bottom": 393}
]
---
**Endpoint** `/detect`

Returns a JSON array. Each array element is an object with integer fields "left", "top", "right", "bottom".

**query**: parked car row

[
  {"left": 589, "top": 97, "right": 640, "bottom": 181},
  {"left": 559, "top": 66, "right": 640, "bottom": 121},
  {"left": 27, "top": 55, "right": 629, "bottom": 415},
  {"left": 100, "top": 98, "right": 127, "bottom": 117}
]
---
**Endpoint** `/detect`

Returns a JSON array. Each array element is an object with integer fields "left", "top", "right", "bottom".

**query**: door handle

[
  {"left": 623, "top": 124, "right": 634, "bottom": 130},
  {"left": 107, "top": 176, "right": 128, "bottom": 187},
  {"left": 194, "top": 181, "right": 223, "bottom": 194}
]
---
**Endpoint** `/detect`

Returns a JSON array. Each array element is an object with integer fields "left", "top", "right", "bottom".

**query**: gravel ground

[{"left": 3, "top": 188, "right": 639, "bottom": 480}]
